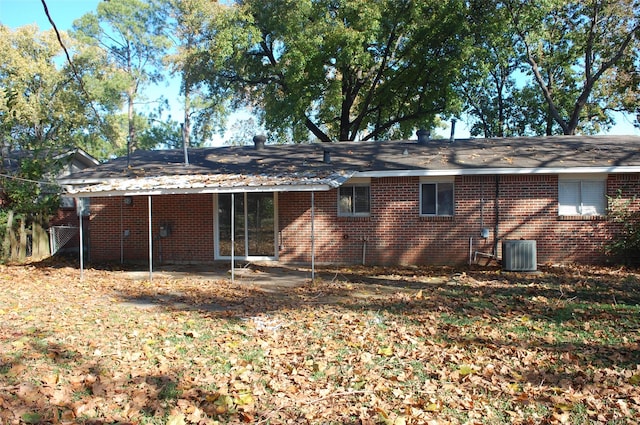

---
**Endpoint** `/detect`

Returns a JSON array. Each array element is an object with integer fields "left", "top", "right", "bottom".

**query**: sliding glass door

[{"left": 217, "top": 193, "right": 276, "bottom": 259}]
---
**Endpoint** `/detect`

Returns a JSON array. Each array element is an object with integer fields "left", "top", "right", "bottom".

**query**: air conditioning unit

[{"left": 502, "top": 240, "right": 537, "bottom": 272}]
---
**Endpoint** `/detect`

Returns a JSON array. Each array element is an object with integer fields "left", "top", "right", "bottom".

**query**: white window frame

[
  {"left": 558, "top": 175, "right": 607, "bottom": 216},
  {"left": 338, "top": 178, "right": 371, "bottom": 217},
  {"left": 420, "top": 177, "right": 454, "bottom": 217}
]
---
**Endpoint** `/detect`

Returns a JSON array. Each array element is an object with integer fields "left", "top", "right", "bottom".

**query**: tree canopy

[
  {"left": 0, "top": 24, "right": 119, "bottom": 201},
  {"left": 3, "top": 0, "right": 640, "bottom": 149},
  {"left": 190, "top": 0, "right": 473, "bottom": 143},
  {"left": 462, "top": 0, "right": 640, "bottom": 137},
  {"left": 0, "top": 24, "right": 121, "bottom": 259},
  {"left": 72, "top": 0, "right": 170, "bottom": 153}
]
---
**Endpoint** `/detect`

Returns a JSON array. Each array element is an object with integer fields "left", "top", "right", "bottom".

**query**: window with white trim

[
  {"left": 338, "top": 183, "right": 370, "bottom": 216},
  {"left": 420, "top": 180, "right": 454, "bottom": 216},
  {"left": 558, "top": 177, "right": 606, "bottom": 216}
]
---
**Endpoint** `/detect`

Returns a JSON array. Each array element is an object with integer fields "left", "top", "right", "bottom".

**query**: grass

[{"left": 0, "top": 261, "right": 639, "bottom": 424}]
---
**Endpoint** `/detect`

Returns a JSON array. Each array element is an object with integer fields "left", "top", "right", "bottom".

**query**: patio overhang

[
  {"left": 62, "top": 171, "right": 356, "bottom": 197},
  {"left": 66, "top": 171, "right": 355, "bottom": 282}
]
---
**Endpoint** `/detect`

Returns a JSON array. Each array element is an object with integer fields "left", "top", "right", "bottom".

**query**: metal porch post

[
  {"left": 148, "top": 195, "right": 153, "bottom": 282},
  {"left": 79, "top": 204, "right": 84, "bottom": 282},
  {"left": 311, "top": 191, "right": 315, "bottom": 282},
  {"left": 231, "top": 193, "right": 235, "bottom": 283}
]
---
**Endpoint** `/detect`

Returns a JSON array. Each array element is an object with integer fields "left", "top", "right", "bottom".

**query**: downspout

[
  {"left": 120, "top": 197, "right": 124, "bottom": 264},
  {"left": 79, "top": 201, "right": 84, "bottom": 282}
]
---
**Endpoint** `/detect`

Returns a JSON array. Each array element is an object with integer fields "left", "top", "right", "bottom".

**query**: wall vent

[{"left": 502, "top": 240, "right": 537, "bottom": 272}]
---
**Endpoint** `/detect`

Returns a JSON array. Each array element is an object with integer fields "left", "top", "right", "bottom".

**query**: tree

[
  {"left": 73, "top": 0, "right": 170, "bottom": 155},
  {"left": 159, "top": 0, "right": 227, "bottom": 148},
  {"left": 192, "top": 0, "right": 472, "bottom": 143},
  {"left": 0, "top": 25, "right": 119, "bottom": 259},
  {"left": 457, "top": 2, "right": 522, "bottom": 138},
  {"left": 226, "top": 116, "right": 262, "bottom": 146},
  {"left": 504, "top": 0, "right": 640, "bottom": 135},
  {"left": 136, "top": 105, "right": 184, "bottom": 149}
]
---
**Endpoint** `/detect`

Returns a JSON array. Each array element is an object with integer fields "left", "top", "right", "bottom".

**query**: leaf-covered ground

[{"left": 1, "top": 260, "right": 639, "bottom": 424}]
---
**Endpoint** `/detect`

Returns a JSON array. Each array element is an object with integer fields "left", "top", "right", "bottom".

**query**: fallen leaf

[
  {"left": 166, "top": 413, "right": 186, "bottom": 425},
  {"left": 378, "top": 346, "right": 394, "bottom": 357}
]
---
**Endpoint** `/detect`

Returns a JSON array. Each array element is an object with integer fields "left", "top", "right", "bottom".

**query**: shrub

[{"left": 605, "top": 192, "right": 640, "bottom": 265}]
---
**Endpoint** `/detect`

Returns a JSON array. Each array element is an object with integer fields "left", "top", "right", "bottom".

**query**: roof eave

[
  {"left": 355, "top": 165, "right": 640, "bottom": 177},
  {"left": 67, "top": 183, "right": 337, "bottom": 198}
]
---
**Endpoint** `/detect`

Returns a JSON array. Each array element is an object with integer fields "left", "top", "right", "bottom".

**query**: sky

[
  {"left": 1, "top": 0, "right": 639, "bottom": 140},
  {"left": 0, "top": 0, "right": 187, "bottom": 136},
  {"left": 0, "top": 0, "right": 101, "bottom": 31}
]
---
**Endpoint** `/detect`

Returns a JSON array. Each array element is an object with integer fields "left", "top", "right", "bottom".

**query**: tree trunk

[
  {"left": 32, "top": 214, "right": 50, "bottom": 259},
  {"left": 128, "top": 90, "right": 135, "bottom": 154},
  {"left": 184, "top": 82, "right": 191, "bottom": 149},
  {"left": 17, "top": 217, "right": 27, "bottom": 261},
  {"left": 2, "top": 209, "right": 14, "bottom": 259}
]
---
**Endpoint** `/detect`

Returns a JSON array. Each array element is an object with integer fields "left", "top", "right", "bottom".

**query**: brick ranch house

[{"left": 59, "top": 134, "right": 640, "bottom": 268}]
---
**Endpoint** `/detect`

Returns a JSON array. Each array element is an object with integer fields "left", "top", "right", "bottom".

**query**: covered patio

[{"left": 64, "top": 169, "right": 353, "bottom": 282}]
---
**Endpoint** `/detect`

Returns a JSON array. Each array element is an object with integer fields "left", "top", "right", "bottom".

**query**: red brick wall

[
  {"left": 279, "top": 174, "right": 640, "bottom": 265},
  {"left": 88, "top": 194, "right": 214, "bottom": 264},
  {"left": 279, "top": 176, "right": 492, "bottom": 265},
  {"left": 84, "top": 174, "right": 640, "bottom": 266}
]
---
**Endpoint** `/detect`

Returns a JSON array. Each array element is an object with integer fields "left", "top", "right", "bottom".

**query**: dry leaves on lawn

[{"left": 1, "top": 261, "right": 639, "bottom": 424}]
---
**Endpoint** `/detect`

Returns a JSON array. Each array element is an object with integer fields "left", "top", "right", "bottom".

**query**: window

[
  {"left": 59, "top": 196, "right": 75, "bottom": 209},
  {"left": 558, "top": 178, "right": 606, "bottom": 216},
  {"left": 76, "top": 197, "right": 91, "bottom": 217},
  {"left": 338, "top": 184, "right": 370, "bottom": 216},
  {"left": 420, "top": 181, "right": 454, "bottom": 216}
]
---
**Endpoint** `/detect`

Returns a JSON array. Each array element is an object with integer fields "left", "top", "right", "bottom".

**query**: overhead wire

[
  {"left": 39, "top": 0, "right": 105, "bottom": 126},
  {"left": 0, "top": 173, "right": 59, "bottom": 186}
]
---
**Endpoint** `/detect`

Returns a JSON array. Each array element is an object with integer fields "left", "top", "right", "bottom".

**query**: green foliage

[
  {"left": 2, "top": 164, "right": 60, "bottom": 216},
  {"left": 505, "top": 0, "right": 639, "bottom": 135},
  {"left": 191, "top": 0, "right": 471, "bottom": 143},
  {"left": 605, "top": 191, "right": 640, "bottom": 265},
  {"left": 160, "top": 0, "right": 229, "bottom": 147},
  {"left": 3, "top": 0, "right": 640, "bottom": 148},
  {"left": 0, "top": 23, "right": 113, "bottom": 256},
  {"left": 0, "top": 24, "right": 125, "bottom": 161},
  {"left": 137, "top": 110, "right": 184, "bottom": 150},
  {"left": 73, "top": 0, "right": 170, "bottom": 152},
  {"left": 459, "top": 0, "right": 640, "bottom": 137}
]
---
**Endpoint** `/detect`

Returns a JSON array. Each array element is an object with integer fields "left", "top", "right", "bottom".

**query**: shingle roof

[{"left": 61, "top": 135, "right": 640, "bottom": 196}]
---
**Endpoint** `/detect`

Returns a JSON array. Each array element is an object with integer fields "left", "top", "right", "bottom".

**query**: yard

[{"left": 0, "top": 260, "right": 639, "bottom": 424}]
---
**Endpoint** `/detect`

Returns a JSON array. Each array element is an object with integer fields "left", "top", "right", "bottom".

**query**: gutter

[
  {"left": 66, "top": 184, "right": 337, "bottom": 198},
  {"left": 355, "top": 166, "right": 640, "bottom": 178}
]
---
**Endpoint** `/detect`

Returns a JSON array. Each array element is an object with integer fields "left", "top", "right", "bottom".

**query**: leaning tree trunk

[
  {"left": 31, "top": 214, "right": 50, "bottom": 259},
  {"left": 2, "top": 209, "right": 15, "bottom": 259}
]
